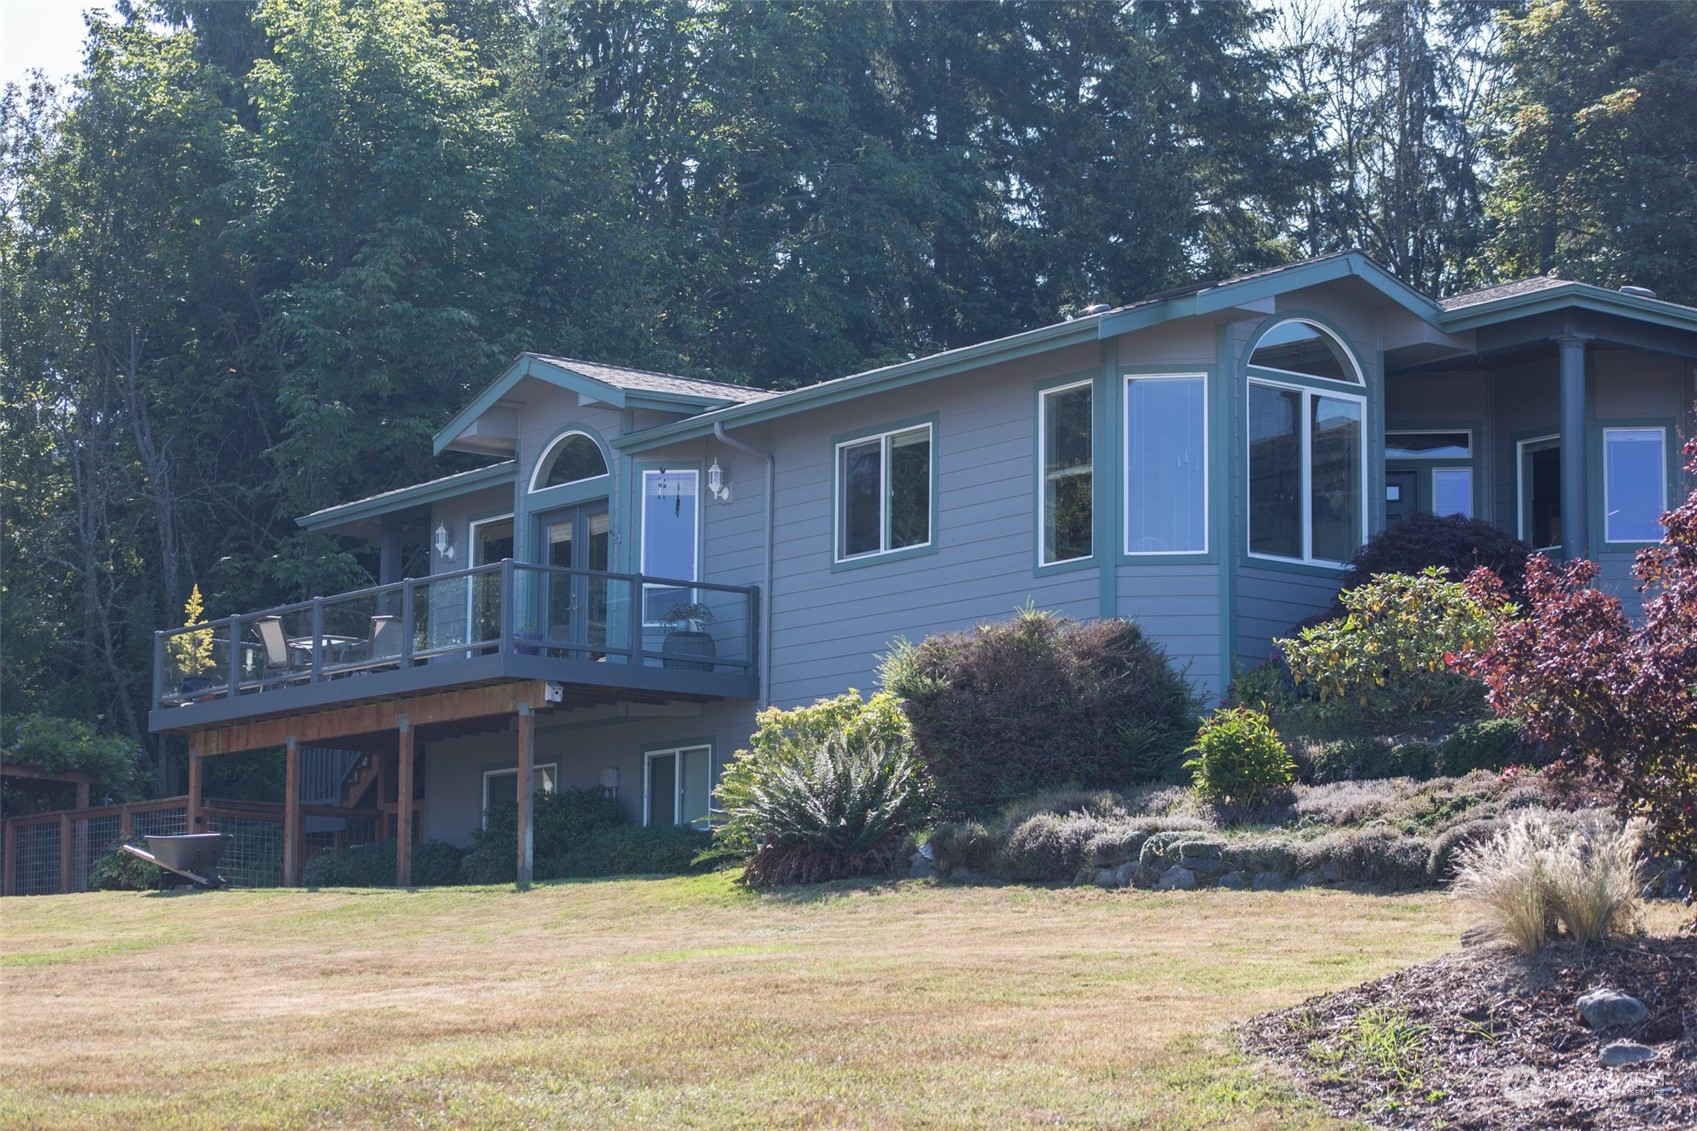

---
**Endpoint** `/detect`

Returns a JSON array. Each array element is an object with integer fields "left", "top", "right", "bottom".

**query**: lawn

[{"left": 1, "top": 875, "right": 1467, "bottom": 1129}]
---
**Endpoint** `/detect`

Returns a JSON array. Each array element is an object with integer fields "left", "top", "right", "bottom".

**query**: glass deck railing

[{"left": 153, "top": 561, "right": 758, "bottom": 710}]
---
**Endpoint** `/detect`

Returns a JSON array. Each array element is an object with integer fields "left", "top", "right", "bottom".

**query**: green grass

[{"left": 0, "top": 873, "right": 1466, "bottom": 1129}]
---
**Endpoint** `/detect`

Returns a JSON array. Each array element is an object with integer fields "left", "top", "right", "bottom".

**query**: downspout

[{"left": 714, "top": 421, "right": 775, "bottom": 706}]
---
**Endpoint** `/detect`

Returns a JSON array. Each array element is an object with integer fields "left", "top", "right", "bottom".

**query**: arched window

[
  {"left": 1246, "top": 319, "right": 1366, "bottom": 565},
  {"left": 531, "top": 431, "right": 608, "bottom": 491}
]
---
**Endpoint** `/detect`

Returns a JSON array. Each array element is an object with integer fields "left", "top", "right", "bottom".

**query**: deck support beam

[
  {"left": 283, "top": 737, "right": 302, "bottom": 885},
  {"left": 396, "top": 718, "right": 414, "bottom": 887},
  {"left": 187, "top": 751, "right": 203, "bottom": 832},
  {"left": 516, "top": 704, "right": 534, "bottom": 891}
]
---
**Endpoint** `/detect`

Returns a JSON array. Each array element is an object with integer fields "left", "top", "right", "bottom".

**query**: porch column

[
  {"left": 516, "top": 703, "right": 534, "bottom": 890},
  {"left": 283, "top": 737, "right": 302, "bottom": 885},
  {"left": 396, "top": 717, "right": 414, "bottom": 887},
  {"left": 1558, "top": 335, "right": 1591, "bottom": 560},
  {"left": 186, "top": 752, "right": 203, "bottom": 831}
]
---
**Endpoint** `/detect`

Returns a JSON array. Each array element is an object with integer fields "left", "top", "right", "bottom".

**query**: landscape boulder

[{"left": 1576, "top": 989, "right": 1649, "bottom": 1030}]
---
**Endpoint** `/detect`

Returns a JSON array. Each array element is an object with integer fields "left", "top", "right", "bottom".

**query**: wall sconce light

[
  {"left": 707, "top": 457, "right": 731, "bottom": 503},
  {"left": 434, "top": 523, "right": 455, "bottom": 561}
]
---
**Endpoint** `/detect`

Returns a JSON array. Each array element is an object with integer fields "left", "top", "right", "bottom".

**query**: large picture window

[
  {"left": 1125, "top": 375, "right": 1206, "bottom": 554},
  {"left": 1247, "top": 320, "right": 1365, "bottom": 566},
  {"left": 1040, "top": 381, "right": 1092, "bottom": 563},
  {"left": 1604, "top": 427, "right": 1667, "bottom": 542},
  {"left": 482, "top": 763, "right": 557, "bottom": 827},
  {"left": 836, "top": 424, "right": 932, "bottom": 560}
]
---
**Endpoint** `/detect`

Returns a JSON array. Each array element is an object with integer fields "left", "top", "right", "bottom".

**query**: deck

[{"left": 149, "top": 560, "right": 760, "bottom": 736}]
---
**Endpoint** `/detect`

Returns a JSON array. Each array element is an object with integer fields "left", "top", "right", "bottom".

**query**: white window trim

[
  {"left": 1248, "top": 320, "right": 1366, "bottom": 386},
  {"left": 1385, "top": 429, "right": 1474, "bottom": 460},
  {"left": 833, "top": 423, "right": 934, "bottom": 563},
  {"left": 529, "top": 430, "right": 610, "bottom": 492},
  {"left": 644, "top": 745, "right": 713, "bottom": 828},
  {"left": 1516, "top": 433, "right": 1560, "bottom": 551},
  {"left": 1245, "top": 377, "right": 1368, "bottom": 567},
  {"left": 468, "top": 513, "right": 515, "bottom": 565},
  {"left": 1124, "top": 372, "right": 1209, "bottom": 556},
  {"left": 1603, "top": 426, "right": 1668, "bottom": 543},
  {"left": 481, "top": 762, "right": 557, "bottom": 827},
  {"left": 1038, "top": 379, "right": 1094, "bottom": 565}
]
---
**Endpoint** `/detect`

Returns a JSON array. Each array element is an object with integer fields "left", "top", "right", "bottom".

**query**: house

[{"left": 148, "top": 251, "right": 1697, "bottom": 886}]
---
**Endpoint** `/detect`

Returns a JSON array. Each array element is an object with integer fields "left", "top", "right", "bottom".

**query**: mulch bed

[{"left": 1239, "top": 931, "right": 1696, "bottom": 1130}]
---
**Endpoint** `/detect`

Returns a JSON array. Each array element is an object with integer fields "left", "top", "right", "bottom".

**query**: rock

[
  {"left": 1157, "top": 865, "right": 1196, "bottom": 890},
  {"left": 1176, "top": 840, "right": 1224, "bottom": 860},
  {"left": 908, "top": 851, "right": 936, "bottom": 879},
  {"left": 1252, "top": 871, "right": 1286, "bottom": 891},
  {"left": 1216, "top": 870, "right": 1250, "bottom": 890},
  {"left": 1292, "top": 869, "right": 1324, "bottom": 887},
  {"left": 1093, "top": 867, "right": 1118, "bottom": 889},
  {"left": 1577, "top": 989, "right": 1649, "bottom": 1030},
  {"left": 1114, "top": 861, "right": 1137, "bottom": 887},
  {"left": 1598, "top": 1040, "right": 1656, "bottom": 1067},
  {"left": 1179, "top": 855, "right": 1226, "bottom": 878}
]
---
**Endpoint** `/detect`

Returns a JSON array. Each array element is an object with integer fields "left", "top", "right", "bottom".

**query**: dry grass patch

[{"left": 2, "top": 875, "right": 1462, "bottom": 1129}]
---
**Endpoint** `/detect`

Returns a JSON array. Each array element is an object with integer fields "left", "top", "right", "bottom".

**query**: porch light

[
  {"left": 434, "top": 523, "right": 455, "bottom": 560},
  {"left": 707, "top": 458, "right": 730, "bottom": 503}
]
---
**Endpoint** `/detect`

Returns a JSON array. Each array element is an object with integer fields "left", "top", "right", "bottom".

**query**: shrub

[
  {"left": 926, "top": 819, "right": 994, "bottom": 874},
  {"left": 1450, "top": 810, "right": 1644, "bottom": 953},
  {"left": 714, "top": 691, "right": 934, "bottom": 887},
  {"left": 88, "top": 841, "right": 159, "bottom": 890},
  {"left": 1340, "top": 511, "right": 1532, "bottom": 605},
  {"left": 1, "top": 714, "right": 142, "bottom": 813},
  {"left": 459, "top": 786, "right": 628, "bottom": 884},
  {"left": 881, "top": 608, "right": 1196, "bottom": 811},
  {"left": 1185, "top": 707, "right": 1294, "bottom": 809},
  {"left": 1431, "top": 718, "right": 1529, "bottom": 777},
  {"left": 303, "top": 839, "right": 467, "bottom": 888},
  {"left": 1279, "top": 569, "right": 1505, "bottom": 729},
  {"left": 1302, "top": 736, "right": 1432, "bottom": 783},
  {"left": 551, "top": 825, "right": 714, "bottom": 878}
]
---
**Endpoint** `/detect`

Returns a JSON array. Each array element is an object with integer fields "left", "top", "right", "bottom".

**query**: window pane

[
  {"left": 888, "top": 428, "right": 931, "bottom": 550},
  {"left": 642, "top": 470, "right": 698, "bottom": 620},
  {"left": 1605, "top": 428, "right": 1666, "bottom": 541},
  {"left": 540, "top": 433, "right": 608, "bottom": 488},
  {"left": 1431, "top": 467, "right": 1472, "bottom": 517},
  {"left": 473, "top": 518, "right": 514, "bottom": 565},
  {"left": 647, "top": 755, "right": 675, "bottom": 827},
  {"left": 1311, "top": 396, "right": 1362, "bottom": 563},
  {"left": 1126, "top": 377, "right": 1205, "bottom": 553},
  {"left": 839, "top": 440, "right": 882, "bottom": 557},
  {"left": 1385, "top": 432, "right": 1471, "bottom": 459},
  {"left": 679, "top": 747, "right": 710, "bottom": 828},
  {"left": 1249, "top": 385, "right": 1302, "bottom": 558},
  {"left": 1043, "top": 385, "right": 1092, "bottom": 562},
  {"left": 1524, "top": 443, "right": 1561, "bottom": 549},
  {"left": 1249, "top": 321, "right": 1355, "bottom": 382}
]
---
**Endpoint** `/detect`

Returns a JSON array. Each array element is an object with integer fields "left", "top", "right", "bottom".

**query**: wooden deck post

[
  {"left": 59, "top": 812, "right": 73, "bottom": 894},
  {"left": 283, "top": 737, "right": 302, "bottom": 885},
  {"left": 516, "top": 703, "right": 534, "bottom": 890},
  {"left": 186, "top": 752, "right": 203, "bottom": 831},
  {"left": 396, "top": 718, "right": 414, "bottom": 888}
]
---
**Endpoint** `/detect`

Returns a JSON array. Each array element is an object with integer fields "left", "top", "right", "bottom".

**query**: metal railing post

[
  {"left": 401, "top": 581, "right": 416, "bottom": 667},
  {"left": 152, "top": 630, "right": 166, "bottom": 710},
  {"left": 310, "top": 597, "right": 325, "bottom": 681},
  {"left": 500, "top": 559, "right": 513, "bottom": 653},
  {"left": 226, "top": 617, "right": 241, "bottom": 697}
]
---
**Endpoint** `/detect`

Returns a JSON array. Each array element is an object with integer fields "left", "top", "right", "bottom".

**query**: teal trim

[
  {"left": 1594, "top": 416, "right": 1678, "bottom": 547},
  {"left": 1214, "top": 323, "right": 1237, "bottom": 691},
  {"left": 1033, "top": 369, "right": 1099, "bottom": 575},
  {"left": 1097, "top": 341, "right": 1119, "bottom": 620},
  {"left": 1117, "top": 366, "right": 1217, "bottom": 565},
  {"left": 828, "top": 413, "right": 940, "bottom": 572},
  {"left": 436, "top": 354, "right": 743, "bottom": 455},
  {"left": 1238, "top": 554, "right": 1349, "bottom": 581},
  {"left": 614, "top": 321, "right": 1102, "bottom": 452},
  {"left": 1439, "top": 282, "right": 1697, "bottom": 336},
  {"left": 1384, "top": 418, "right": 1484, "bottom": 519},
  {"left": 1097, "top": 252, "right": 1440, "bottom": 339},
  {"left": 297, "top": 461, "right": 517, "bottom": 531},
  {"left": 1509, "top": 426, "right": 1562, "bottom": 549}
]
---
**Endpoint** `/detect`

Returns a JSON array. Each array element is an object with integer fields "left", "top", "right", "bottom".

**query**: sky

[{"left": 1, "top": 0, "right": 116, "bottom": 94}]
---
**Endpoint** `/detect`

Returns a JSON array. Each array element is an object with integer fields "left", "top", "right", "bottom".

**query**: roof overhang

[
  {"left": 434, "top": 354, "right": 748, "bottom": 456},
  {"left": 1439, "top": 281, "right": 1697, "bottom": 338},
  {"left": 297, "top": 461, "right": 517, "bottom": 537}
]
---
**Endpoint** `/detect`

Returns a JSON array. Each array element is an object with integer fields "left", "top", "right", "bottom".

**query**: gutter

[{"left": 713, "top": 421, "right": 775, "bottom": 707}]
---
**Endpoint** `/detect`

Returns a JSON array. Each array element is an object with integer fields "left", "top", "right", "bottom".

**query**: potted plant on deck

[
  {"left": 660, "top": 602, "right": 716, "bottom": 670},
  {"left": 167, "top": 584, "right": 217, "bottom": 701}
]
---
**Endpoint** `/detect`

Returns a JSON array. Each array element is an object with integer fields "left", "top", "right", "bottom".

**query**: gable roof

[
  {"left": 1436, "top": 275, "right": 1697, "bottom": 334},
  {"left": 435, "top": 353, "right": 771, "bottom": 456}
]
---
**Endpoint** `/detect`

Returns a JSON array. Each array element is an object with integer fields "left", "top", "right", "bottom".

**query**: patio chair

[
  {"left": 366, "top": 614, "right": 401, "bottom": 668},
  {"left": 254, "top": 616, "right": 299, "bottom": 686}
]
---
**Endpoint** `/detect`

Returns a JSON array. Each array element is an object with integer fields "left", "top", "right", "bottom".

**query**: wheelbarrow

[{"left": 120, "top": 833, "right": 232, "bottom": 888}]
